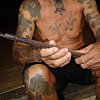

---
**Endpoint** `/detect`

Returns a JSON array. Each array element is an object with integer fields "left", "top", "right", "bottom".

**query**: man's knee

[
  {"left": 24, "top": 64, "right": 50, "bottom": 84},
  {"left": 23, "top": 64, "right": 56, "bottom": 89},
  {"left": 23, "top": 64, "right": 57, "bottom": 99}
]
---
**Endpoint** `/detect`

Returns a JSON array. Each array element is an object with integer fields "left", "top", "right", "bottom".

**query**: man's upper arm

[
  {"left": 16, "top": 0, "right": 41, "bottom": 40},
  {"left": 82, "top": 0, "right": 100, "bottom": 37}
]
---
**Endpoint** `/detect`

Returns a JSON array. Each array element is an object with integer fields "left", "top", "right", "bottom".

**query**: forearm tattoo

[
  {"left": 24, "top": 69, "right": 56, "bottom": 99},
  {"left": 13, "top": 44, "right": 41, "bottom": 64}
]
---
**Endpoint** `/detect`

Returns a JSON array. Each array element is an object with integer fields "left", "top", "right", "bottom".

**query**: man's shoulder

[{"left": 20, "top": 0, "right": 41, "bottom": 18}]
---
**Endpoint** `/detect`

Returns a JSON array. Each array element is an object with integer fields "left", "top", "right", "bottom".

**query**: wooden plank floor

[{"left": 0, "top": 38, "right": 24, "bottom": 94}]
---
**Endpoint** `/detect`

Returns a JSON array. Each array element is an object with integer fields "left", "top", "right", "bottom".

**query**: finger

[
  {"left": 46, "top": 52, "right": 71, "bottom": 67},
  {"left": 40, "top": 47, "right": 58, "bottom": 57},
  {"left": 75, "top": 52, "right": 93, "bottom": 64},
  {"left": 48, "top": 48, "right": 68, "bottom": 60},
  {"left": 80, "top": 56, "right": 100, "bottom": 69},
  {"left": 59, "top": 57, "right": 71, "bottom": 67},
  {"left": 80, "top": 58, "right": 93, "bottom": 69},
  {"left": 76, "top": 44, "right": 94, "bottom": 54}
]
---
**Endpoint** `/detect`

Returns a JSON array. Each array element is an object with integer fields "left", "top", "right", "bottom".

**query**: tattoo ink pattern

[
  {"left": 24, "top": 68, "right": 29, "bottom": 89},
  {"left": 49, "top": 12, "right": 76, "bottom": 33},
  {"left": 13, "top": 44, "right": 40, "bottom": 64},
  {"left": 85, "top": 12, "right": 93, "bottom": 22},
  {"left": 64, "top": 14, "right": 77, "bottom": 31},
  {"left": 91, "top": 20, "right": 100, "bottom": 29},
  {"left": 22, "top": 0, "right": 41, "bottom": 17},
  {"left": 24, "top": 68, "right": 35, "bottom": 100},
  {"left": 85, "top": 11, "right": 100, "bottom": 29},
  {"left": 77, "top": 0, "right": 85, "bottom": 4},
  {"left": 24, "top": 73, "right": 55, "bottom": 100},
  {"left": 53, "top": 0, "right": 65, "bottom": 15},
  {"left": 87, "top": 0, "right": 97, "bottom": 9},
  {"left": 17, "top": 14, "right": 32, "bottom": 35},
  {"left": 13, "top": 0, "right": 42, "bottom": 64},
  {"left": 16, "top": 0, "right": 41, "bottom": 37},
  {"left": 49, "top": 21, "right": 61, "bottom": 34}
]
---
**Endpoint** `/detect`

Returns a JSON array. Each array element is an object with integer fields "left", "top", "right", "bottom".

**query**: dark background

[
  {"left": 0, "top": 0, "right": 22, "bottom": 33},
  {"left": 0, "top": 0, "right": 100, "bottom": 33}
]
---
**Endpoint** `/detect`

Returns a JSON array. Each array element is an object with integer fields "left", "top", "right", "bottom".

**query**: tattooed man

[{"left": 13, "top": 0, "right": 100, "bottom": 100}]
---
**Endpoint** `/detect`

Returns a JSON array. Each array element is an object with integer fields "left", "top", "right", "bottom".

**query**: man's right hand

[{"left": 40, "top": 40, "right": 71, "bottom": 68}]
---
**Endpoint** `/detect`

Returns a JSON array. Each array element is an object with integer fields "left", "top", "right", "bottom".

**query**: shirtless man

[{"left": 13, "top": 0, "right": 100, "bottom": 100}]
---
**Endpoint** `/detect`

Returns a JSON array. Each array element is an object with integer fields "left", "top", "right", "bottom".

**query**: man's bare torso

[{"left": 34, "top": 0, "right": 85, "bottom": 50}]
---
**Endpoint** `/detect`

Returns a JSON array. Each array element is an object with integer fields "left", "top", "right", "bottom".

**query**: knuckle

[
  {"left": 53, "top": 61, "right": 59, "bottom": 67},
  {"left": 81, "top": 64, "right": 86, "bottom": 69},
  {"left": 50, "top": 55, "right": 55, "bottom": 59},
  {"left": 81, "top": 64, "right": 87, "bottom": 69},
  {"left": 81, "top": 56, "right": 87, "bottom": 63},
  {"left": 40, "top": 49, "right": 45, "bottom": 55},
  {"left": 42, "top": 57, "right": 47, "bottom": 62}
]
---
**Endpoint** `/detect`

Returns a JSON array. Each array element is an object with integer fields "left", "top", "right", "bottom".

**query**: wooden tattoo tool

[{"left": 0, "top": 32, "right": 84, "bottom": 58}]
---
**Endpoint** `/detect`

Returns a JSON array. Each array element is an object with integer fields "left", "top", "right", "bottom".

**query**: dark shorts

[{"left": 25, "top": 57, "right": 93, "bottom": 100}]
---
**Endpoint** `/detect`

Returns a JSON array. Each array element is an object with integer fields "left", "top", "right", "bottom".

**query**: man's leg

[
  {"left": 95, "top": 70, "right": 100, "bottom": 100},
  {"left": 23, "top": 64, "right": 58, "bottom": 100}
]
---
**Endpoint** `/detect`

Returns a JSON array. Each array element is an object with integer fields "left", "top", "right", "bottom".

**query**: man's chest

[
  {"left": 35, "top": 0, "right": 84, "bottom": 40},
  {"left": 36, "top": 6, "right": 83, "bottom": 33},
  {"left": 36, "top": 0, "right": 83, "bottom": 28}
]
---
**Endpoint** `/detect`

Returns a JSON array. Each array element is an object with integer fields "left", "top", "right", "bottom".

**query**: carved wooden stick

[{"left": 0, "top": 32, "right": 84, "bottom": 58}]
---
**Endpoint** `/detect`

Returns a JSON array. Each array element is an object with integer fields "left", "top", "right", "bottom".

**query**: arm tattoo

[
  {"left": 85, "top": 11, "right": 100, "bottom": 29},
  {"left": 13, "top": 44, "right": 41, "bottom": 64},
  {"left": 86, "top": 0, "right": 97, "bottom": 9},
  {"left": 13, "top": 0, "right": 42, "bottom": 64},
  {"left": 22, "top": 0, "right": 41, "bottom": 17},
  {"left": 17, "top": 14, "right": 33, "bottom": 36},
  {"left": 78, "top": 0, "right": 97, "bottom": 8},
  {"left": 16, "top": 0, "right": 41, "bottom": 37}
]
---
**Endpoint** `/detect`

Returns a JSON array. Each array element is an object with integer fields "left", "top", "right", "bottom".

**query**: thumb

[
  {"left": 49, "top": 40, "right": 57, "bottom": 46},
  {"left": 76, "top": 44, "right": 94, "bottom": 54}
]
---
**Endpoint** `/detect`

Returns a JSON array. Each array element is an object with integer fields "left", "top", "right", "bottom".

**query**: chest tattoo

[
  {"left": 49, "top": 21, "right": 61, "bottom": 34},
  {"left": 49, "top": 11, "right": 76, "bottom": 33},
  {"left": 53, "top": 0, "right": 65, "bottom": 15},
  {"left": 64, "top": 14, "right": 77, "bottom": 31}
]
